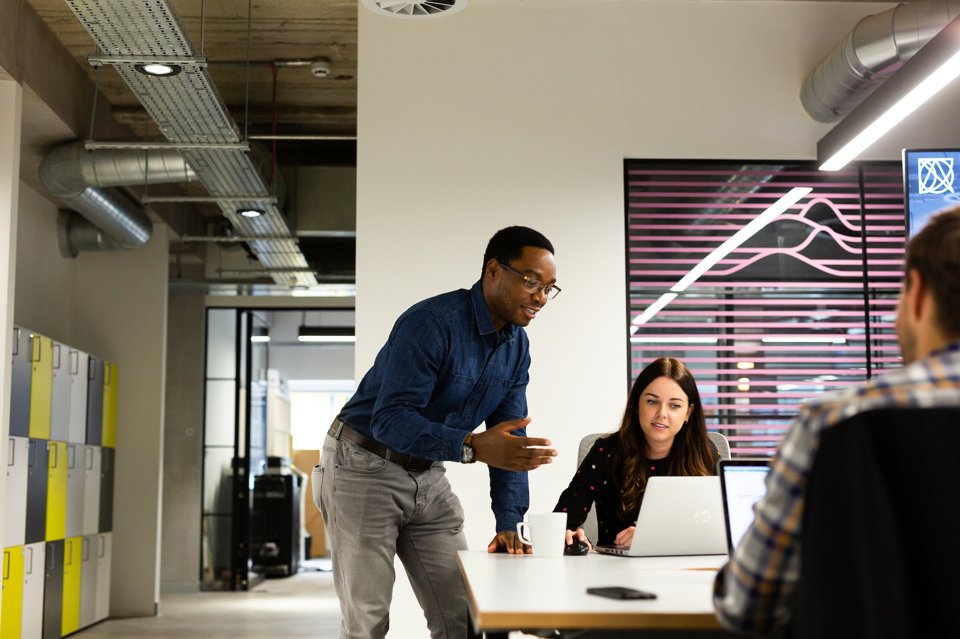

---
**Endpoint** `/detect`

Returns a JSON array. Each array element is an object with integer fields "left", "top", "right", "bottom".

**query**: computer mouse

[{"left": 564, "top": 539, "right": 590, "bottom": 556}]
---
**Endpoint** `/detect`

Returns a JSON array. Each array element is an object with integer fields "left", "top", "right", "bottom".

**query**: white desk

[{"left": 458, "top": 550, "right": 728, "bottom": 633}]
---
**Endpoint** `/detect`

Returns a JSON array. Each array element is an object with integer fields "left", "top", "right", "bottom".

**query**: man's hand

[
  {"left": 487, "top": 530, "right": 531, "bottom": 554},
  {"left": 471, "top": 418, "right": 557, "bottom": 471}
]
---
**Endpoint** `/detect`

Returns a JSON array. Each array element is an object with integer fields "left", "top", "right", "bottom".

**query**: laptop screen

[{"left": 719, "top": 459, "right": 771, "bottom": 552}]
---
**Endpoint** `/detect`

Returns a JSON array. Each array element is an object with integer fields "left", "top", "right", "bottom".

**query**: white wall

[
  {"left": 0, "top": 80, "right": 21, "bottom": 634},
  {"left": 14, "top": 181, "right": 170, "bottom": 616},
  {"left": 357, "top": 1, "right": 896, "bottom": 634}
]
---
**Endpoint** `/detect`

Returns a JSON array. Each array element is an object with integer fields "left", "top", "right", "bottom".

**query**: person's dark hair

[
  {"left": 481, "top": 226, "right": 555, "bottom": 277},
  {"left": 905, "top": 205, "right": 960, "bottom": 338},
  {"left": 611, "top": 357, "right": 715, "bottom": 518}
]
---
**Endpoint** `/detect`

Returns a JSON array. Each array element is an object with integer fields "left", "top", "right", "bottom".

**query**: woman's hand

[
  {"left": 564, "top": 527, "right": 593, "bottom": 550},
  {"left": 614, "top": 525, "right": 636, "bottom": 548}
]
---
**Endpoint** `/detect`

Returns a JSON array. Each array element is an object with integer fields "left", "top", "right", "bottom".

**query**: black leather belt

[{"left": 327, "top": 417, "right": 433, "bottom": 472}]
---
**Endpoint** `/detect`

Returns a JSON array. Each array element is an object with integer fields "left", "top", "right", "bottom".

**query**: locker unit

[
  {"left": 29, "top": 336, "right": 53, "bottom": 440},
  {"left": 84, "top": 357, "right": 103, "bottom": 446},
  {"left": 5, "top": 437, "right": 28, "bottom": 547},
  {"left": 101, "top": 363, "right": 117, "bottom": 449},
  {"left": 64, "top": 444, "right": 84, "bottom": 538},
  {"left": 60, "top": 537, "right": 81, "bottom": 636},
  {"left": 81, "top": 447, "right": 100, "bottom": 537},
  {"left": 21, "top": 543, "right": 45, "bottom": 639},
  {"left": 78, "top": 535, "right": 97, "bottom": 628},
  {"left": 94, "top": 533, "right": 110, "bottom": 623},
  {"left": 45, "top": 442, "right": 68, "bottom": 542},
  {"left": 2, "top": 546, "right": 24, "bottom": 639},
  {"left": 10, "top": 328, "right": 32, "bottom": 438},
  {"left": 66, "top": 350, "right": 88, "bottom": 445},
  {"left": 49, "top": 343, "right": 71, "bottom": 442},
  {"left": 25, "top": 441, "right": 48, "bottom": 545},
  {"left": 98, "top": 449, "right": 114, "bottom": 534},
  {"left": 41, "top": 541, "right": 63, "bottom": 639}
]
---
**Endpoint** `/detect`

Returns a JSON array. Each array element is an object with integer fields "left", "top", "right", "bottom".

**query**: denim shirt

[{"left": 338, "top": 279, "right": 531, "bottom": 531}]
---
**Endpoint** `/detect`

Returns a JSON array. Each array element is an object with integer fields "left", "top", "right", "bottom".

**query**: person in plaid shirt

[{"left": 713, "top": 204, "right": 960, "bottom": 636}]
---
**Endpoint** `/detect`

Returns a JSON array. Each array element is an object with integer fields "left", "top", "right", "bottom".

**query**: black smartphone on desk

[{"left": 586, "top": 586, "right": 657, "bottom": 600}]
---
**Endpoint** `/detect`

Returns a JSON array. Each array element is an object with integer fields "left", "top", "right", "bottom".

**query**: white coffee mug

[{"left": 516, "top": 512, "right": 567, "bottom": 558}]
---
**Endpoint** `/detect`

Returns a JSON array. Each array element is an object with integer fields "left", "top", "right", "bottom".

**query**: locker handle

[
  {"left": 49, "top": 442, "right": 58, "bottom": 469},
  {"left": 3, "top": 550, "right": 9, "bottom": 580},
  {"left": 68, "top": 444, "right": 76, "bottom": 469},
  {"left": 70, "top": 349, "right": 79, "bottom": 375},
  {"left": 7, "top": 437, "right": 13, "bottom": 467},
  {"left": 66, "top": 539, "right": 74, "bottom": 565},
  {"left": 48, "top": 548, "right": 55, "bottom": 571},
  {"left": 83, "top": 537, "right": 90, "bottom": 562},
  {"left": 24, "top": 547, "right": 33, "bottom": 575},
  {"left": 99, "top": 536, "right": 105, "bottom": 558},
  {"left": 88, "top": 358, "right": 95, "bottom": 381},
  {"left": 105, "top": 363, "right": 112, "bottom": 385},
  {"left": 31, "top": 334, "right": 40, "bottom": 363},
  {"left": 54, "top": 342, "right": 62, "bottom": 369},
  {"left": 12, "top": 326, "right": 19, "bottom": 356},
  {"left": 85, "top": 446, "right": 94, "bottom": 470}
]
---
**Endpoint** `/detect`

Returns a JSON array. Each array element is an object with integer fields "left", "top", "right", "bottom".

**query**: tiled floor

[{"left": 72, "top": 563, "right": 342, "bottom": 638}]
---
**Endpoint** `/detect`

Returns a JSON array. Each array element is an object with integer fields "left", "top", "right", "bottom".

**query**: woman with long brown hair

[{"left": 554, "top": 357, "right": 719, "bottom": 548}]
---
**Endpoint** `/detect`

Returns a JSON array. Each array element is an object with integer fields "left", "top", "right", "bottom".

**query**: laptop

[
  {"left": 594, "top": 476, "right": 727, "bottom": 557},
  {"left": 718, "top": 458, "right": 771, "bottom": 553}
]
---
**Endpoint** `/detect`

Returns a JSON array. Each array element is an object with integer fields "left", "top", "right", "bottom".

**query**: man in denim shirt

[{"left": 315, "top": 226, "right": 560, "bottom": 638}]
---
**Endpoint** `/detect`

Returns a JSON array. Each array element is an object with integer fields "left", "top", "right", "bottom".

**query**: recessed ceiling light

[
  {"left": 135, "top": 63, "right": 181, "bottom": 77},
  {"left": 238, "top": 208, "right": 264, "bottom": 218}
]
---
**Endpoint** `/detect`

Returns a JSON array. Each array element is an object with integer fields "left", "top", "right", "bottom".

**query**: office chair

[
  {"left": 790, "top": 407, "right": 960, "bottom": 639},
  {"left": 574, "top": 431, "right": 731, "bottom": 543}
]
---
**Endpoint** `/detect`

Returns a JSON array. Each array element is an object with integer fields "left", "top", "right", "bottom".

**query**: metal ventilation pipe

[
  {"left": 800, "top": 0, "right": 960, "bottom": 123},
  {"left": 39, "top": 141, "right": 196, "bottom": 254}
]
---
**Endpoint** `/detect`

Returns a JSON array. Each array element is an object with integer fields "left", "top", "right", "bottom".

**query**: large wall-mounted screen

[{"left": 903, "top": 148, "right": 960, "bottom": 238}]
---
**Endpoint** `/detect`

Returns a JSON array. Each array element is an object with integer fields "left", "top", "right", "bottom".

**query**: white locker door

[
  {"left": 81, "top": 446, "right": 101, "bottom": 536},
  {"left": 94, "top": 532, "right": 111, "bottom": 622},
  {"left": 65, "top": 444, "right": 85, "bottom": 538},
  {"left": 4, "top": 436, "right": 28, "bottom": 546},
  {"left": 21, "top": 542, "right": 45, "bottom": 639},
  {"left": 79, "top": 534, "right": 98, "bottom": 629},
  {"left": 50, "top": 342, "right": 72, "bottom": 441},
  {"left": 67, "top": 350, "right": 89, "bottom": 444}
]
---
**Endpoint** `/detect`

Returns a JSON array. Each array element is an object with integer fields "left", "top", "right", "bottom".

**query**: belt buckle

[{"left": 405, "top": 456, "right": 428, "bottom": 472}]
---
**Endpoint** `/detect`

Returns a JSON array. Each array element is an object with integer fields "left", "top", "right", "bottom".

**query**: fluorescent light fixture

[
  {"left": 630, "top": 336, "right": 718, "bottom": 344},
  {"left": 135, "top": 63, "right": 181, "bottom": 77},
  {"left": 736, "top": 361, "right": 755, "bottom": 370},
  {"left": 250, "top": 335, "right": 270, "bottom": 343},
  {"left": 290, "top": 285, "right": 357, "bottom": 298},
  {"left": 761, "top": 336, "right": 847, "bottom": 344},
  {"left": 238, "top": 208, "right": 264, "bottom": 218},
  {"left": 297, "top": 326, "right": 355, "bottom": 343},
  {"left": 671, "top": 187, "right": 811, "bottom": 292},
  {"left": 818, "top": 15, "right": 960, "bottom": 171}
]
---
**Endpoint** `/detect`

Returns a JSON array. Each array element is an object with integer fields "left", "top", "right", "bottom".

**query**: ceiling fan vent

[{"left": 361, "top": 0, "right": 468, "bottom": 19}]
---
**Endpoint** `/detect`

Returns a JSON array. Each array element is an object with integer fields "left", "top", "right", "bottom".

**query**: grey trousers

[{"left": 313, "top": 433, "right": 470, "bottom": 639}]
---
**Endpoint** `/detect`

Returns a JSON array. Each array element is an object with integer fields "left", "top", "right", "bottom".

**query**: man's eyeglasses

[{"left": 498, "top": 262, "right": 561, "bottom": 300}]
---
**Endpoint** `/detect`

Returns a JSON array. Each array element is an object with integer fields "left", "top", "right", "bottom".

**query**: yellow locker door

[
  {"left": 61, "top": 537, "right": 82, "bottom": 636},
  {"left": 29, "top": 335, "right": 53, "bottom": 439},
  {"left": 101, "top": 363, "right": 118, "bottom": 449},
  {"left": 30, "top": 333, "right": 53, "bottom": 439},
  {"left": 46, "top": 442, "right": 68, "bottom": 541},
  {"left": 1, "top": 546, "right": 25, "bottom": 639}
]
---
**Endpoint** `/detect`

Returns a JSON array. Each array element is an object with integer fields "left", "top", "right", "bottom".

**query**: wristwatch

[{"left": 461, "top": 433, "right": 476, "bottom": 464}]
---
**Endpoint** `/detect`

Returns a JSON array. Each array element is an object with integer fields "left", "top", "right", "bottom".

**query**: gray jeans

[{"left": 313, "top": 432, "right": 469, "bottom": 639}]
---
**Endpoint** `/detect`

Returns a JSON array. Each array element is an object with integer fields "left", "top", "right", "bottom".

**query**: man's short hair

[
  {"left": 906, "top": 205, "right": 960, "bottom": 337},
  {"left": 481, "top": 226, "right": 554, "bottom": 277}
]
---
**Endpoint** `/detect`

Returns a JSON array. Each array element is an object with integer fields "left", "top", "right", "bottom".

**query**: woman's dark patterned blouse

[{"left": 553, "top": 434, "right": 719, "bottom": 546}]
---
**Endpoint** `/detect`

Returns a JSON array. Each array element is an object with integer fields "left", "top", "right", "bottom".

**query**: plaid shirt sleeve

[{"left": 711, "top": 400, "right": 830, "bottom": 636}]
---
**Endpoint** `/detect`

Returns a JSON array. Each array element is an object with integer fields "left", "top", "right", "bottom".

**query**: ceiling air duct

[
  {"left": 800, "top": 0, "right": 960, "bottom": 123},
  {"left": 39, "top": 141, "right": 196, "bottom": 256}
]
